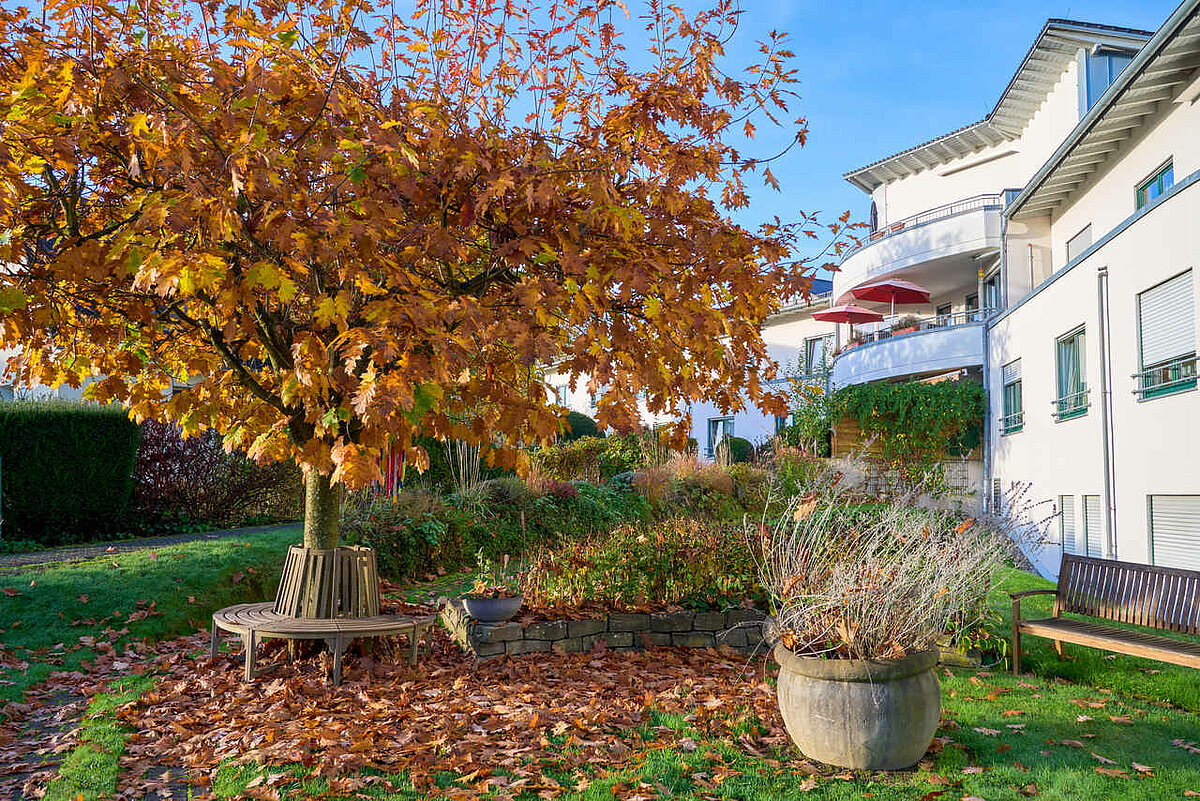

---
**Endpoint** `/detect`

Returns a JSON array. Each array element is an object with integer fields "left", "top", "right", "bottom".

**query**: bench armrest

[
  {"left": 1011, "top": 588, "right": 1059, "bottom": 624},
  {"left": 1009, "top": 589, "right": 1058, "bottom": 600}
]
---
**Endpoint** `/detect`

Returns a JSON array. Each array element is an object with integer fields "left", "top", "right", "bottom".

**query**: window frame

[
  {"left": 1136, "top": 160, "right": 1174, "bottom": 210},
  {"left": 1053, "top": 326, "right": 1089, "bottom": 421},
  {"left": 1135, "top": 268, "right": 1197, "bottom": 400},
  {"left": 706, "top": 416, "right": 734, "bottom": 458},
  {"left": 1000, "top": 359, "right": 1023, "bottom": 435}
]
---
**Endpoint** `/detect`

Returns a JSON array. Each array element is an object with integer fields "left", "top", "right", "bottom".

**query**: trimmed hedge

[
  {"left": 561, "top": 411, "right": 602, "bottom": 441},
  {"left": 0, "top": 401, "right": 140, "bottom": 544}
]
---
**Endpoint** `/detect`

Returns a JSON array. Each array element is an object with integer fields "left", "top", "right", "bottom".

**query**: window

[
  {"left": 1149, "top": 495, "right": 1200, "bottom": 571},
  {"left": 1083, "top": 495, "right": 1103, "bottom": 557},
  {"left": 1082, "top": 48, "right": 1134, "bottom": 114},
  {"left": 552, "top": 384, "right": 569, "bottom": 406},
  {"left": 1135, "top": 270, "right": 1196, "bottom": 398},
  {"left": 991, "top": 478, "right": 1003, "bottom": 514},
  {"left": 1060, "top": 496, "right": 1079, "bottom": 555},
  {"left": 1054, "top": 327, "right": 1088, "bottom": 420},
  {"left": 1066, "top": 224, "right": 1092, "bottom": 264},
  {"left": 1000, "top": 359, "right": 1023, "bottom": 434},
  {"left": 936, "top": 303, "right": 952, "bottom": 326},
  {"left": 869, "top": 200, "right": 879, "bottom": 233},
  {"left": 1136, "top": 161, "right": 1174, "bottom": 209},
  {"left": 774, "top": 415, "right": 790, "bottom": 435},
  {"left": 804, "top": 334, "right": 834, "bottom": 374},
  {"left": 706, "top": 417, "right": 733, "bottom": 458},
  {"left": 983, "top": 272, "right": 1002, "bottom": 312}
]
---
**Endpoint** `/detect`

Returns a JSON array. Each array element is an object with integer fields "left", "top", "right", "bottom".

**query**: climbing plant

[{"left": 832, "top": 380, "right": 986, "bottom": 472}]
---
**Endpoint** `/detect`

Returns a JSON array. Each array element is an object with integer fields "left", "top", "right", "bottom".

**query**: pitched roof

[
  {"left": 844, "top": 19, "right": 1153, "bottom": 194},
  {"left": 1008, "top": 0, "right": 1200, "bottom": 219}
]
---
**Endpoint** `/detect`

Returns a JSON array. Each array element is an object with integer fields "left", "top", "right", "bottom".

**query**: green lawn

[
  {"left": 5, "top": 541, "right": 1200, "bottom": 800},
  {"left": 0, "top": 526, "right": 299, "bottom": 704}
]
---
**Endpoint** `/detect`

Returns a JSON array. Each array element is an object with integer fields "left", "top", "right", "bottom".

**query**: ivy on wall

[{"left": 832, "top": 379, "right": 987, "bottom": 470}]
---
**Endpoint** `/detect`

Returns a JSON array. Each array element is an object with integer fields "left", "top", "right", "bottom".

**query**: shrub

[
  {"left": 521, "top": 517, "right": 761, "bottom": 611},
  {"left": 752, "top": 467, "right": 1004, "bottom": 661},
  {"left": 342, "top": 479, "right": 650, "bottom": 583},
  {"left": 0, "top": 400, "right": 140, "bottom": 544},
  {"left": 131, "top": 421, "right": 302, "bottom": 533},
  {"left": 561, "top": 411, "right": 602, "bottom": 441},
  {"left": 717, "top": 435, "right": 754, "bottom": 464}
]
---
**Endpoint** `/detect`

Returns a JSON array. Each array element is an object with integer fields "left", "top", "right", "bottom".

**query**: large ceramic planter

[
  {"left": 773, "top": 645, "right": 940, "bottom": 770},
  {"left": 463, "top": 594, "right": 524, "bottom": 624}
]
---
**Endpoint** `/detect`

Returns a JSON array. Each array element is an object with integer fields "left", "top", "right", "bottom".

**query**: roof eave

[{"left": 1006, "top": 0, "right": 1200, "bottom": 219}]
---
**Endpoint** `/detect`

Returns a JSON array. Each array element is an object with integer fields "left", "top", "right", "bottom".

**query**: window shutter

[
  {"left": 1149, "top": 496, "right": 1200, "bottom": 571},
  {"left": 1002, "top": 359, "right": 1021, "bottom": 385},
  {"left": 1060, "top": 496, "right": 1078, "bottom": 555},
  {"left": 1139, "top": 270, "right": 1195, "bottom": 368},
  {"left": 1083, "top": 495, "right": 1103, "bottom": 557}
]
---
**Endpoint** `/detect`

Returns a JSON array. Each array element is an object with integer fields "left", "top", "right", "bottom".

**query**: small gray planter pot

[
  {"left": 773, "top": 645, "right": 941, "bottom": 770},
  {"left": 463, "top": 594, "right": 524, "bottom": 624}
]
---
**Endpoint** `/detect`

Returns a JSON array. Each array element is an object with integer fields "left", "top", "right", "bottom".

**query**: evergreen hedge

[{"left": 0, "top": 401, "right": 140, "bottom": 544}]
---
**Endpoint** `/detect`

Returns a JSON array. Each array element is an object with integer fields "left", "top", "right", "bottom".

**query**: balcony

[
  {"left": 833, "top": 194, "right": 1004, "bottom": 302},
  {"left": 831, "top": 310, "right": 989, "bottom": 387}
]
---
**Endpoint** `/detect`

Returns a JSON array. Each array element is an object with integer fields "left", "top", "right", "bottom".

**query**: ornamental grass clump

[{"left": 752, "top": 472, "right": 1007, "bottom": 661}]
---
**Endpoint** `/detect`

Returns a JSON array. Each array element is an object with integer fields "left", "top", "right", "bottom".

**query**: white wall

[
  {"left": 1045, "top": 92, "right": 1200, "bottom": 275},
  {"left": 989, "top": 176, "right": 1200, "bottom": 576},
  {"left": 872, "top": 58, "right": 1083, "bottom": 226}
]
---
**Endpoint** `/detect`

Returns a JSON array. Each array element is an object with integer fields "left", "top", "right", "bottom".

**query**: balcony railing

[
  {"left": 1133, "top": 354, "right": 1197, "bottom": 399},
  {"left": 843, "top": 308, "right": 994, "bottom": 349},
  {"left": 843, "top": 194, "right": 1005, "bottom": 259},
  {"left": 1000, "top": 411, "right": 1024, "bottom": 434},
  {"left": 1052, "top": 388, "right": 1090, "bottom": 421}
]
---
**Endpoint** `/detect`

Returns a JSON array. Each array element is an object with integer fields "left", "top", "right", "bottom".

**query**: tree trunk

[{"left": 303, "top": 471, "right": 341, "bottom": 550}]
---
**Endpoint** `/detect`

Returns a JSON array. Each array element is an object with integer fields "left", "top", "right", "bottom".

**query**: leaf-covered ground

[{"left": 1, "top": 536, "right": 1199, "bottom": 800}]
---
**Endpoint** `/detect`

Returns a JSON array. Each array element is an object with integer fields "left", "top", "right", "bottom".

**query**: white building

[{"left": 833, "top": 5, "right": 1200, "bottom": 577}]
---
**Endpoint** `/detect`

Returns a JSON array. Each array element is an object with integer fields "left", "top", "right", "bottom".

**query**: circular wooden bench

[{"left": 211, "top": 602, "right": 437, "bottom": 684}]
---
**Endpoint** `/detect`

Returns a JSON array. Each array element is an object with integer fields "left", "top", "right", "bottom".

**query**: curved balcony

[
  {"left": 833, "top": 194, "right": 1004, "bottom": 303},
  {"left": 832, "top": 311, "right": 988, "bottom": 387}
]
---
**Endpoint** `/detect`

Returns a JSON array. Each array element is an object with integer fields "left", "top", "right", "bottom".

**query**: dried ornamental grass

[{"left": 751, "top": 469, "right": 1008, "bottom": 661}]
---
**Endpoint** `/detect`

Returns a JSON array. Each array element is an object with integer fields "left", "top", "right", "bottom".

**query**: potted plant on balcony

[
  {"left": 892, "top": 314, "right": 922, "bottom": 335},
  {"left": 842, "top": 331, "right": 864, "bottom": 351},
  {"left": 463, "top": 550, "right": 524, "bottom": 624},
  {"left": 751, "top": 470, "right": 1002, "bottom": 770}
]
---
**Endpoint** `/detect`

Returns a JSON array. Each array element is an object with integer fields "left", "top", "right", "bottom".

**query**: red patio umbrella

[
  {"left": 811, "top": 304, "right": 886, "bottom": 324},
  {"left": 850, "top": 278, "right": 930, "bottom": 316}
]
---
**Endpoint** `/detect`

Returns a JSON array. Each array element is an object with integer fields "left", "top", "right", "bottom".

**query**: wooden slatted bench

[
  {"left": 211, "top": 602, "right": 438, "bottom": 685},
  {"left": 1011, "top": 553, "right": 1200, "bottom": 674}
]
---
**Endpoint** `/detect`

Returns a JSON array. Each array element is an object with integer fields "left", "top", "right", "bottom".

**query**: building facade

[{"left": 833, "top": 4, "right": 1200, "bottom": 577}]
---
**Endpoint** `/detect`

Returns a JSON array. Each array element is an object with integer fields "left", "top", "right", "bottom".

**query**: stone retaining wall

[{"left": 440, "top": 599, "right": 766, "bottom": 658}]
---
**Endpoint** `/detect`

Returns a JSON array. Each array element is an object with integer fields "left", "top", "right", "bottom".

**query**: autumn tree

[{"left": 0, "top": 0, "right": 852, "bottom": 556}]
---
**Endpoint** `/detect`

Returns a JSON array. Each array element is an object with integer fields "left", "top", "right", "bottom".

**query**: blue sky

[{"left": 722, "top": 0, "right": 1180, "bottom": 266}]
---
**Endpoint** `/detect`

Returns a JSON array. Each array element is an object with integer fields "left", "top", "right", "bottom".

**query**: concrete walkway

[{"left": 0, "top": 522, "right": 300, "bottom": 569}]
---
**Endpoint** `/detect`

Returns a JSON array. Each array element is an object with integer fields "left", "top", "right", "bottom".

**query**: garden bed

[{"left": 440, "top": 599, "right": 766, "bottom": 657}]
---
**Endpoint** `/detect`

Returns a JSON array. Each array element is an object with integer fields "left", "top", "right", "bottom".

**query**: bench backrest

[{"left": 1057, "top": 554, "right": 1200, "bottom": 635}]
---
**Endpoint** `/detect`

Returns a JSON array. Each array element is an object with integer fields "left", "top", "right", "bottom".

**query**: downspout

[{"left": 1096, "top": 265, "right": 1117, "bottom": 559}]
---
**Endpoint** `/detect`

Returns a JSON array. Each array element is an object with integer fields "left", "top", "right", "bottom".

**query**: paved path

[{"left": 0, "top": 522, "right": 300, "bottom": 569}]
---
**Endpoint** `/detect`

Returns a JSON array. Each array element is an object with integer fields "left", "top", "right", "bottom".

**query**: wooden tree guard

[{"left": 274, "top": 545, "right": 380, "bottom": 619}]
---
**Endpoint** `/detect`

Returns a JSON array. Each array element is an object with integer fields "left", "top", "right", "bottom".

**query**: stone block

[
  {"left": 746, "top": 628, "right": 763, "bottom": 646},
  {"left": 524, "top": 620, "right": 568, "bottom": 640},
  {"left": 507, "top": 639, "right": 551, "bottom": 655},
  {"left": 725, "top": 608, "right": 764, "bottom": 627},
  {"left": 474, "top": 641, "right": 506, "bottom": 657},
  {"left": 692, "top": 612, "right": 725, "bottom": 631},
  {"left": 640, "top": 632, "right": 672, "bottom": 648},
  {"left": 651, "top": 611, "right": 694, "bottom": 633},
  {"left": 567, "top": 619, "right": 607, "bottom": 638},
  {"left": 474, "top": 622, "right": 523, "bottom": 643},
  {"left": 717, "top": 627, "right": 749, "bottom": 648},
  {"left": 553, "top": 637, "right": 587, "bottom": 654},
  {"left": 608, "top": 612, "right": 650, "bottom": 632},
  {"left": 672, "top": 631, "right": 716, "bottom": 649},
  {"left": 581, "top": 631, "right": 635, "bottom": 651}
]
